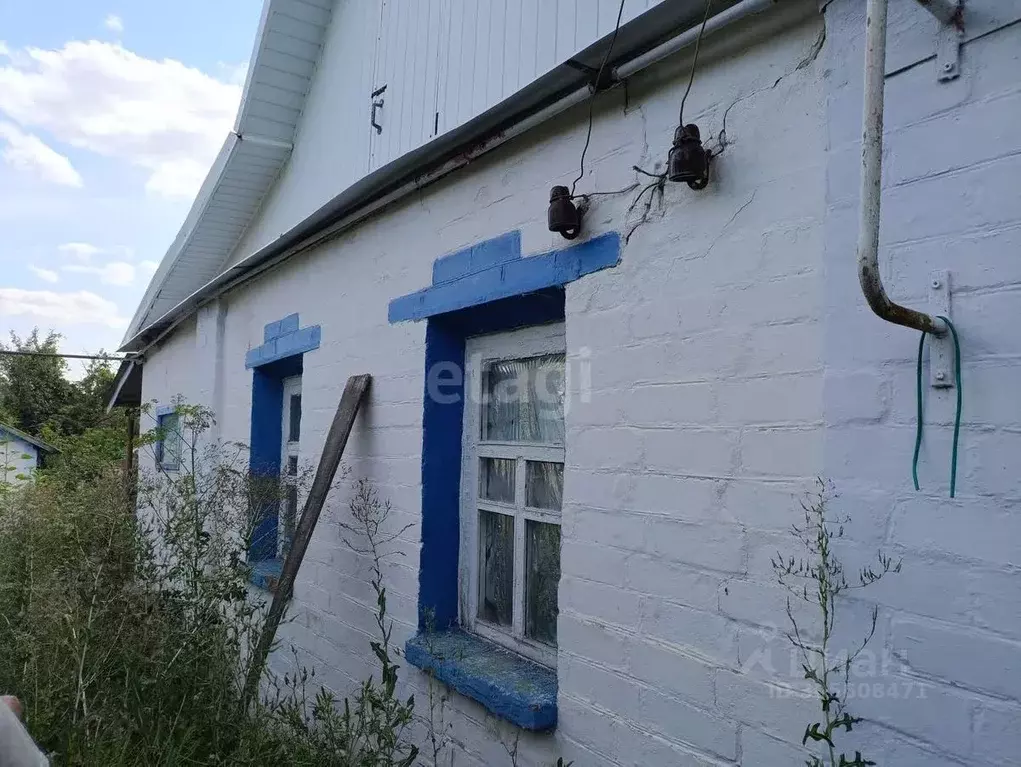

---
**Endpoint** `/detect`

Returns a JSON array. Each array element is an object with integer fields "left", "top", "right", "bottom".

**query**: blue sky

[{"left": 0, "top": 0, "right": 262, "bottom": 369}]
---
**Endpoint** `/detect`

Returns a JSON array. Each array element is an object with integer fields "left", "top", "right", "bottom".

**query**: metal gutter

[
  {"left": 615, "top": 0, "right": 775, "bottom": 79},
  {"left": 120, "top": 0, "right": 780, "bottom": 354}
]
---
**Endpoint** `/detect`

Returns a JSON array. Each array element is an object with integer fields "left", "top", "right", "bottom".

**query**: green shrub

[{"left": 0, "top": 404, "right": 417, "bottom": 766}]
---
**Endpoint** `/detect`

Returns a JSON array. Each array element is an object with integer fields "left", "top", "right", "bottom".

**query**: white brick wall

[{"left": 136, "top": 0, "right": 1021, "bottom": 763}]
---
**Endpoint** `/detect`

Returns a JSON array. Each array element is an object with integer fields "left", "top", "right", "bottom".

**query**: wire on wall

[
  {"left": 625, "top": 0, "right": 717, "bottom": 237},
  {"left": 912, "top": 316, "right": 964, "bottom": 497},
  {"left": 569, "top": 0, "right": 629, "bottom": 199},
  {"left": 678, "top": 0, "right": 714, "bottom": 127}
]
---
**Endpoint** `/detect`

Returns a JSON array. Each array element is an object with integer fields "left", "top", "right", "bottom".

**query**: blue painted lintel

[
  {"left": 264, "top": 313, "right": 300, "bottom": 342},
  {"left": 405, "top": 630, "right": 557, "bottom": 731},
  {"left": 246, "top": 325, "right": 321, "bottom": 369},
  {"left": 389, "top": 231, "right": 620, "bottom": 323}
]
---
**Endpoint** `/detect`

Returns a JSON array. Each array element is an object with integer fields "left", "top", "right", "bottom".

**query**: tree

[
  {"left": 0, "top": 328, "right": 127, "bottom": 469},
  {"left": 0, "top": 330, "right": 74, "bottom": 435}
]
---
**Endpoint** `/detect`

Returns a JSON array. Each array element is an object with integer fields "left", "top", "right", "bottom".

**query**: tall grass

[{"left": 0, "top": 405, "right": 417, "bottom": 766}]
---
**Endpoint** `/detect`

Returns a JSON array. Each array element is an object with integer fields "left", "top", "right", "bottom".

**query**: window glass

[
  {"left": 159, "top": 412, "right": 181, "bottom": 468},
  {"left": 525, "top": 520, "right": 560, "bottom": 645},
  {"left": 479, "top": 457, "right": 515, "bottom": 503},
  {"left": 288, "top": 394, "right": 302, "bottom": 442},
  {"left": 464, "top": 328, "right": 565, "bottom": 665},
  {"left": 525, "top": 461, "right": 563, "bottom": 510},
  {"left": 483, "top": 354, "right": 565, "bottom": 444},
  {"left": 286, "top": 455, "right": 298, "bottom": 476},
  {"left": 478, "top": 510, "right": 514, "bottom": 627}
]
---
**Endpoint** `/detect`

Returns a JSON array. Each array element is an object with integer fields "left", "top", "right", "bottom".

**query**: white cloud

[
  {"left": 63, "top": 260, "right": 136, "bottom": 286},
  {"left": 58, "top": 242, "right": 101, "bottom": 262},
  {"left": 0, "top": 288, "right": 127, "bottom": 328},
  {"left": 29, "top": 266, "right": 59, "bottom": 283},
  {"left": 104, "top": 14, "right": 124, "bottom": 33},
  {"left": 218, "top": 61, "right": 249, "bottom": 86},
  {"left": 139, "top": 259, "right": 158, "bottom": 272},
  {"left": 0, "top": 121, "right": 83, "bottom": 187},
  {"left": 0, "top": 40, "right": 240, "bottom": 200},
  {"left": 145, "top": 158, "right": 210, "bottom": 198}
]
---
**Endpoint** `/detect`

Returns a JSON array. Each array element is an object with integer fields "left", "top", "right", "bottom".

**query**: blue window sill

[
  {"left": 405, "top": 630, "right": 557, "bottom": 731},
  {"left": 250, "top": 558, "right": 283, "bottom": 591}
]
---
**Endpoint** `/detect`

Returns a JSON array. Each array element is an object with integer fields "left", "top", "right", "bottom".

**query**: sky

[{"left": 0, "top": 0, "right": 262, "bottom": 372}]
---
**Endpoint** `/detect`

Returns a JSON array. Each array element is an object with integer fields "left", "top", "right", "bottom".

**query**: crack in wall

[
  {"left": 713, "top": 24, "right": 827, "bottom": 156},
  {"left": 703, "top": 189, "right": 758, "bottom": 260}
]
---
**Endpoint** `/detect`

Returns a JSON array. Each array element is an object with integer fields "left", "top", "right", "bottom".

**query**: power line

[
  {"left": 678, "top": 0, "right": 714, "bottom": 126},
  {"left": 0, "top": 350, "right": 135, "bottom": 362},
  {"left": 570, "top": 0, "right": 629, "bottom": 198}
]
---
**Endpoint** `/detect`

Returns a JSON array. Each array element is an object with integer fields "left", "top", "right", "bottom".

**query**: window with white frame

[
  {"left": 279, "top": 375, "right": 302, "bottom": 558},
  {"left": 461, "top": 324, "right": 565, "bottom": 666}
]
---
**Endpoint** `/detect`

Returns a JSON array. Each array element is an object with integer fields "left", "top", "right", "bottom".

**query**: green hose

[
  {"left": 912, "top": 332, "right": 926, "bottom": 492},
  {"left": 912, "top": 316, "right": 963, "bottom": 497}
]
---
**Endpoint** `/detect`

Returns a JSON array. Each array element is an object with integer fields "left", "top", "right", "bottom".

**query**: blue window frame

[
  {"left": 155, "top": 410, "right": 181, "bottom": 471},
  {"left": 245, "top": 313, "right": 321, "bottom": 589},
  {"left": 387, "top": 228, "right": 621, "bottom": 731}
]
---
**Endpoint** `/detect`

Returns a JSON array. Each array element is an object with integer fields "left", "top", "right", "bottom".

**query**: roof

[
  {"left": 119, "top": 0, "right": 754, "bottom": 354},
  {"left": 125, "top": 0, "right": 333, "bottom": 340},
  {"left": 107, "top": 359, "right": 143, "bottom": 411},
  {"left": 0, "top": 423, "right": 58, "bottom": 454}
]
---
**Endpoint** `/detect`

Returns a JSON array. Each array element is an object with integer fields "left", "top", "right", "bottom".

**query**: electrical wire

[
  {"left": 678, "top": 0, "right": 715, "bottom": 127},
  {"left": 941, "top": 316, "right": 963, "bottom": 498},
  {"left": 912, "top": 316, "right": 963, "bottom": 497},
  {"left": 577, "top": 182, "right": 640, "bottom": 200},
  {"left": 632, "top": 164, "right": 666, "bottom": 180},
  {"left": 570, "top": 0, "right": 628, "bottom": 198},
  {"left": 0, "top": 350, "right": 131, "bottom": 361}
]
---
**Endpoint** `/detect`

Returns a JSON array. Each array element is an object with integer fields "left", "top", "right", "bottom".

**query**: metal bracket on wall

[
  {"left": 915, "top": 0, "right": 965, "bottom": 82},
  {"left": 929, "top": 270, "right": 955, "bottom": 388}
]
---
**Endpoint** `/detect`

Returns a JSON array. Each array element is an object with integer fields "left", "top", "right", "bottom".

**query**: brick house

[{"left": 111, "top": 0, "right": 1021, "bottom": 763}]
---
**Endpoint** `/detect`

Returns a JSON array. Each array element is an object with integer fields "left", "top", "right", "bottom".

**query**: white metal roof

[{"left": 125, "top": 0, "right": 333, "bottom": 339}]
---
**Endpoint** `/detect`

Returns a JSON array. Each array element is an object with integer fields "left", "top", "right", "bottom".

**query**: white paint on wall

[
  {"left": 139, "top": 1, "right": 1021, "bottom": 763},
  {"left": 0, "top": 433, "right": 40, "bottom": 484}
]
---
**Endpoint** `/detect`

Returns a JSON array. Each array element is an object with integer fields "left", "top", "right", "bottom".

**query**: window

[
  {"left": 279, "top": 376, "right": 302, "bottom": 558},
  {"left": 461, "top": 324, "right": 565, "bottom": 666},
  {"left": 155, "top": 411, "right": 181, "bottom": 471}
]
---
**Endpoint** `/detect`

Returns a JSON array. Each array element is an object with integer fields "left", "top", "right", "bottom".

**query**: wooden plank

[{"left": 241, "top": 373, "right": 371, "bottom": 711}]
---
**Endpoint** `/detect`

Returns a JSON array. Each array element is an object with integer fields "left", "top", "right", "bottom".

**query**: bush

[{"left": 0, "top": 405, "right": 417, "bottom": 766}]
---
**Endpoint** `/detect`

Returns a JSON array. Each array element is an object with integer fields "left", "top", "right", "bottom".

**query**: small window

[
  {"left": 156, "top": 411, "right": 181, "bottom": 471},
  {"left": 288, "top": 393, "right": 302, "bottom": 442},
  {"left": 279, "top": 376, "right": 302, "bottom": 558},
  {"left": 462, "top": 325, "right": 565, "bottom": 667}
]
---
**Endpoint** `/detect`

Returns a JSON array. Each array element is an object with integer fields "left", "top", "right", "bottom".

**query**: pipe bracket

[
  {"left": 915, "top": 0, "right": 965, "bottom": 82},
  {"left": 929, "top": 270, "right": 954, "bottom": 388}
]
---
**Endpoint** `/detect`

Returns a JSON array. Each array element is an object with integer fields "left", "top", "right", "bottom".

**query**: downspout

[{"left": 857, "top": 0, "right": 946, "bottom": 335}]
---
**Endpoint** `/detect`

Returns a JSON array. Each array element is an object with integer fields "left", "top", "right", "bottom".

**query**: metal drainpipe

[{"left": 858, "top": 0, "right": 946, "bottom": 335}]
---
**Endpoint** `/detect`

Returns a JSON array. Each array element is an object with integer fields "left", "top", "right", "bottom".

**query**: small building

[
  {"left": 111, "top": 0, "right": 1021, "bottom": 764},
  {"left": 0, "top": 423, "right": 56, "bottom": 483}
]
